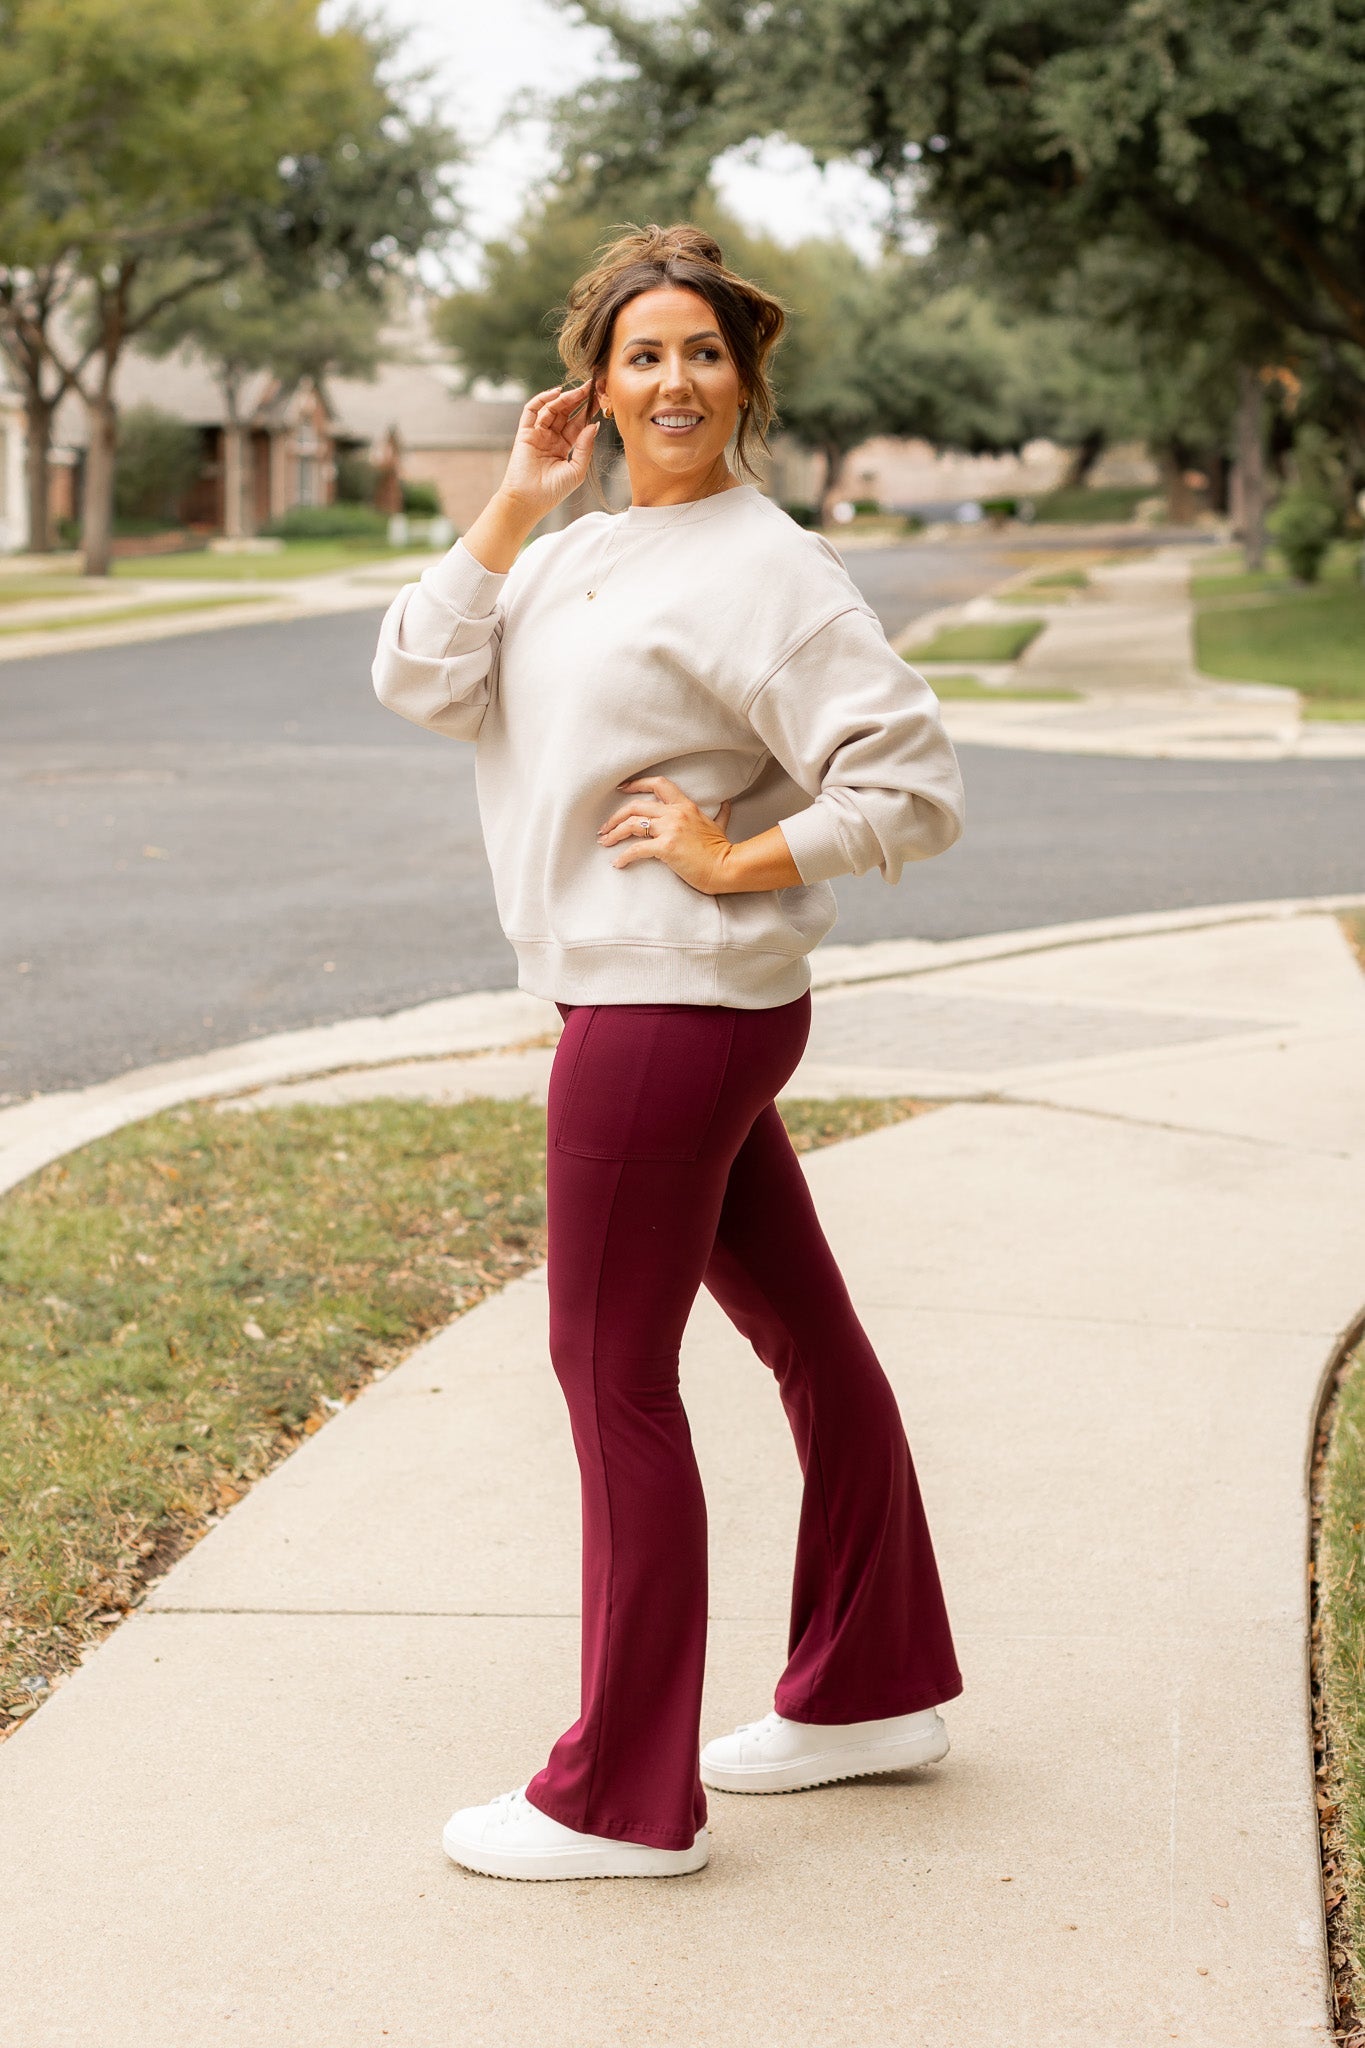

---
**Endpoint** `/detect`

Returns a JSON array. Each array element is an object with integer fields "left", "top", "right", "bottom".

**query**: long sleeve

[
  {"left": 746, "top": 604, "right": 965, "bottom": 886},
  {"left": 371, "top": 538, "right": 510, "bottom": 741}
]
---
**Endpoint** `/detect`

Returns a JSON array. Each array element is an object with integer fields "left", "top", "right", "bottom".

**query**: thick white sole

[
  {"left": 701, "top": 1714, "right": 950, "bottom": 1794},
  {"left": 442, "top": 1820, "right": 710, "bottom": 1881}
]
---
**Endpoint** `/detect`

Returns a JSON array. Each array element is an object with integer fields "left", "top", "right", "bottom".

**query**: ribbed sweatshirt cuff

[
  {"left": 778, "top": 801, "right": 856, "bottom": 885},
  {"left": 422, "top": 537, "right": 508, "bottom": 617}
]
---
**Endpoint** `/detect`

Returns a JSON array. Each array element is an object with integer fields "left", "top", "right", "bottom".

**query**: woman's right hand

[
  {"left": 459, "top": 381, "right": 600, "bottom": 574},
  {"left": 498, "top": 380, "right": 599, "bottom": 521}
]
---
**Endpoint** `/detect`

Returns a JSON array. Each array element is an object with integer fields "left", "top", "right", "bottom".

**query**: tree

[
  {"left": 552, "top": 1, "right": 1364, "bottom": 554},
  {"left": 749, "top": 242, "right": 1037, "bottom": 508},
  {"left": 556, "top": 0, "right": 1365, "bottom": 367},
  {"left": 0, "top": 0, "right": 459, "bottom": 570},
  {"left": 434, "top": 194, "right": 1085, "bottom": 517},
  {"left": 435, "top": 198, "right": 610, "bottom": 393}
]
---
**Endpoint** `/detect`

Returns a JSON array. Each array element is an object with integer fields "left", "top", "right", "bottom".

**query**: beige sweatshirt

[{"left": 371, "top": 482, "right": 964, "bottom": 1008}]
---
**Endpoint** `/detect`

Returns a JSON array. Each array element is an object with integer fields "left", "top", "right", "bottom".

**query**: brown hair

[{"left": 556, "top": 223, "right": 786, "bottom": 481}]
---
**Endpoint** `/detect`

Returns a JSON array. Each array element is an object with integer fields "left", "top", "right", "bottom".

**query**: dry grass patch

[
  {"left": 0, "top": 1090, "right": 928, "bottom": 1734},
  {"left": 1313, "top": 1339, "right": 1365, "bottom": 2044}
]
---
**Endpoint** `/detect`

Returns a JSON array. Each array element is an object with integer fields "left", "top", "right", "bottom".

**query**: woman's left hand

[{"left": 598, "top": 775, "right": 734, "bottom": 895}]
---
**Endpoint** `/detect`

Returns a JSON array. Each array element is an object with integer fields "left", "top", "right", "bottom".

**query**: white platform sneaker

[
  {"left": 441, "top": 1786, "right": 710, "bottom": 1881},
  {"left": 700, "top": 1707, "right": 950, "bottom": 1794}
]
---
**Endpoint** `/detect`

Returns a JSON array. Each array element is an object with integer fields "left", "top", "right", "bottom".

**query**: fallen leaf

[
  {"left": 242, "top": 1319, "right": 266, "bottom": 1342},
  {"left": 1326, "top": 1891, "right": 1347, "bottom": 1912},
  {"left": 1211, "top": 1894, "right": 1229, "bottom": 1909},
  {"left": 141, "top": 845, "right": 169, "bottom": 859},
  {"left": 303, "top": 1414, "right": 323, "bottom": 1435}
]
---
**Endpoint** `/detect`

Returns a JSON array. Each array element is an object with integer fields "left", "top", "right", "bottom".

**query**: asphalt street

[{"left": 4, "top": 540, "right": 1364, "bottom": 1098}]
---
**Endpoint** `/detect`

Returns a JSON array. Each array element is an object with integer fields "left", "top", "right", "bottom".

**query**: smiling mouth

[{"left": 651, "top": 413, "right": 704, "bottom": 431}]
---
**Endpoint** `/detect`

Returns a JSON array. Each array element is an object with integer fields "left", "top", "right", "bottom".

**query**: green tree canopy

[
  {"left": 434, "top": 196, "right": 1096, "bottom": 513},
  {"left": 554, "top": 0, "right": 1365, "bottom": 365},
  {"left": 0, "top": 0, "right": 460, "bottom": 566}
]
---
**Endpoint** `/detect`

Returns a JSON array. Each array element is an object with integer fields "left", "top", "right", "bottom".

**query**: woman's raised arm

[{"left": 371, "top": 382, "right": 599, "bottom": 739}]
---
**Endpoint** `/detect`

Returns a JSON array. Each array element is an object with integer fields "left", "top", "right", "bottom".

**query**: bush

[
  {"left": 114, "top": 404, "right": 201, "bottom": 522},
  {"left": 851, "top": 496, "right": 881, "bottom": 516},
  {"left": 782, "top": 502, "right": 819, "bottom": 527},
  {"left": 980, "top": 496, "right": 1018, "bottom": 521},
  {"left": 1033, "top": 485, "right": 1150, "bottom": 524},
  {"left": 261, "top": 503, "right": 388, "bottom": 541},
  {"left": 401, "top": 478, "right": 442, "bottom": 517},
  {"left": 334, "top": 452, "right": 378, "bottom": 505},
  {"left": 1269, "top": 491, "right": 1340, "bottom": 583}
]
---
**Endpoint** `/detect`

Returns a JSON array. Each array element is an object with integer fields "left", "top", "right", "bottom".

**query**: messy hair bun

[{"left": 557, "top": 222, "right": 786, "bottom": 482}]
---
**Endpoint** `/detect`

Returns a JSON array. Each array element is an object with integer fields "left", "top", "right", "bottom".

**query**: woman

[{"left": 372, "top": 224, "right": 965, "bottom": 1882}]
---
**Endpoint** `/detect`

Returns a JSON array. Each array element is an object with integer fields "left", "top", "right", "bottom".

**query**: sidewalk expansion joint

[
  {"left": 141, "top": 1606, "right": 581, "bottom": 1620},
  {"left": 1000, "top": 1092, "right": 1359, "bottom": 1160},
  {"left": 856, "top": 1299, "right": 1338, "bottom": 1337}
]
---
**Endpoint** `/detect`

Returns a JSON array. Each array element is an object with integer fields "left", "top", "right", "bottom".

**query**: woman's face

[{"left": 596, "top": 286, "right": 745, "bottom": 487}]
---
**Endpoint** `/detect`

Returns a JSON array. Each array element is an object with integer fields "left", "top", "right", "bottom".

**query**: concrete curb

[
  {"left": 3, "top": 894, "right": 1361, "bottom": 1200},
  {"left": 0, "top": 557, "right": 437, "bottom": 666}
]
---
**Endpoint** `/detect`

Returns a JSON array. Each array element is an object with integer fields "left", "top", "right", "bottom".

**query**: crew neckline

[{"left": 618, "top": 482, "right": 759, "bottom": 527}]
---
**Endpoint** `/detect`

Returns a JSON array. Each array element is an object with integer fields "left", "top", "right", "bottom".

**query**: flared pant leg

[
  {"left": 703, "top": 1102, "right": 963, "bottom": 1724},
  {"left": 523, "top": 991, "right": 960, "bottom": 1852}
]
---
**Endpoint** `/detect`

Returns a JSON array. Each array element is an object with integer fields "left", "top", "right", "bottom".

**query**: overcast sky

[{"left": 340, "top": 0, "right": 892, "bottom": 275}]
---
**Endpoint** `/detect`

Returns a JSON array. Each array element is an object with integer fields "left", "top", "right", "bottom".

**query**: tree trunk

[
  {"left": 23, "top": 391, "right": 54, "bottom": 553},
  {"left": 1234, "top": 367, "right": 1267, "bottom": 572},
  {"left": 1156, "top": 441, "right": 1199, "bottom": 526},
  {"left": 222, "top": 423, "right": 246, "bottom": 538},
  {"left": 1204, "top": 448, "right": 1230, "bottom": 515},
  {"left": 1056, "top": 428, "right": 1106, "bottom": 493},
  {"left": 817, "top": 441, "right": 846, "bottom": 524},
  {"left": 81, "top": 389, "right": 118, "bottom": 577}
]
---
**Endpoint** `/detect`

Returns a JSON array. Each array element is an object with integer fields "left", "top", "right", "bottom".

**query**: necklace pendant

[{"left": 586, "top": 589, "right": 596, "bottom": 600}]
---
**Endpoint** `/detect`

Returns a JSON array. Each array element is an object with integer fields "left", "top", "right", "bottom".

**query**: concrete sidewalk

[
  {"left": 2, "top": 907, "right": 1364, "bottom": 2045},
  {"left": 900, "top": 546, "right": 1365, "bottom": 760}
]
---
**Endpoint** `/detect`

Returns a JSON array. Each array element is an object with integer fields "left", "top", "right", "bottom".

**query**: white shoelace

[
  {"left": 735, "top": 1711, "right": 785, "bottom": 1741},
  {"left": 487, "top": 1786, "right": 531, "bottom": 1826}
]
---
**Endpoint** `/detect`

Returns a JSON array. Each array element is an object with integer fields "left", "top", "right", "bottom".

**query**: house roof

[
  {"left": 5, "top": 339, "right": 522, "bottom": 455},
  {"left": 326, "top": 362, "right": 524, "bottom": 450}
]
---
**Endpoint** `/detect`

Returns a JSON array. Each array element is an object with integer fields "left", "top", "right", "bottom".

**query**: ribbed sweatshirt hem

[{"left": 512, "top": 937, "right": 814, "bottom": 1009}]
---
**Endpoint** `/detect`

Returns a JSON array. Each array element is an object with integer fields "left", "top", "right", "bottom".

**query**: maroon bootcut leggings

[{"left": 522, "top": 990, "right": 962, "bottom": 1852}]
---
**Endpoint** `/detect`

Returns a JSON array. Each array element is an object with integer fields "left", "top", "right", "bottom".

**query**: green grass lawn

[
  {"left": 910, "top": 618, "right": 1046, "bottom": 663},
  {"left": 920, "top": 671, "right": 1079, "bottom": 701},
  {"left": 0, "top": 595, "right": 269, "bottom": 638},
  {"left": 1031, "top": 485, "right": 1152, "bottom": 524},
  {"left": 111, "top": 539, "right": 439, "bottom": 581},
  {"left": 0, "top": 1090, "right": 929, "bottom": 1734},
  {"left": 0, "top": 577, "right": 90, "bottom": 606},
  {"left": 1021, "top": 566, "right": 1089, "bottom": 591},
  {"left": 1193, "top": 545, "right": 1365, "bottom": 715},
  {"left": 999, "top": 568, "right": 1090, "bottom": 606}
]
